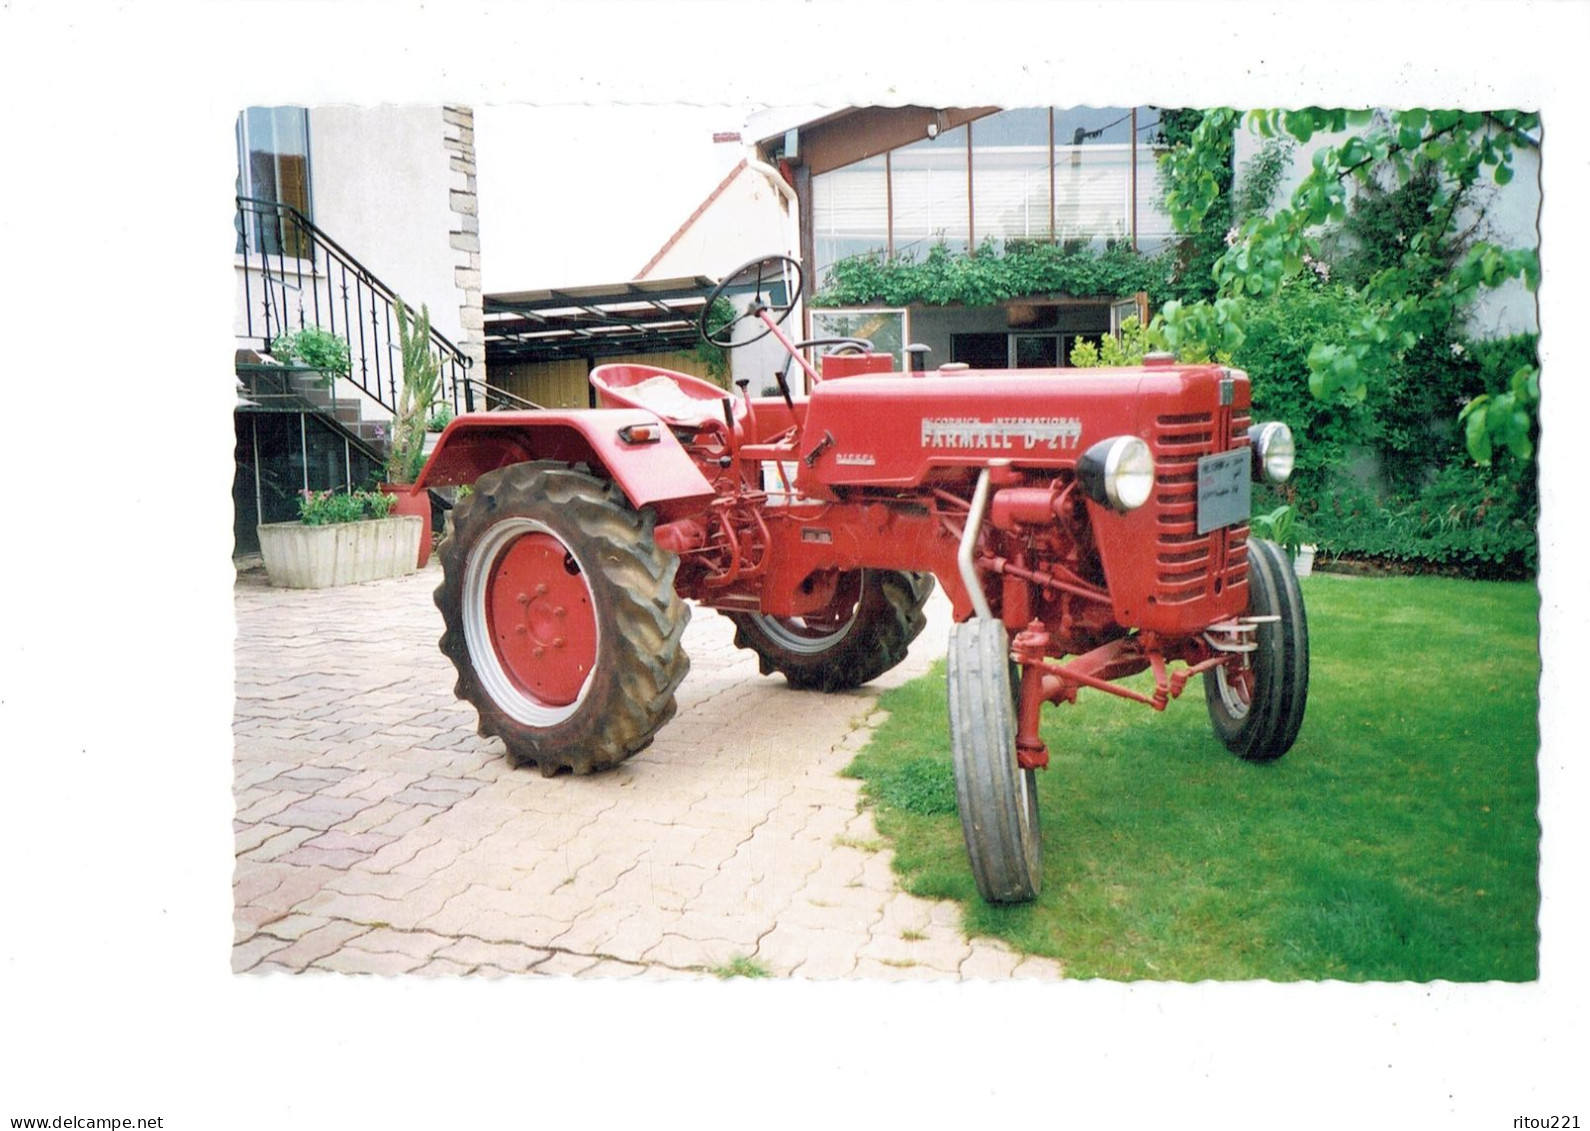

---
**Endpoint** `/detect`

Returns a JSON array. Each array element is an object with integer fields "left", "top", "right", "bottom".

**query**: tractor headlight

[
  {"left": 1078, "top": 436, "right": 1156, "bottom": 512},
  {"left": 1248, "top": 422, "right": 1295, "bottom": 484}
]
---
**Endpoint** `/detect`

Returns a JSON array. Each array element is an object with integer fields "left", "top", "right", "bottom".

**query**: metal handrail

[
  {"left": 236, "top": 195, "right": 478, "bottom": 416},
  {"left": 460, "top": 377, "right": 543, "bottom": 412}
]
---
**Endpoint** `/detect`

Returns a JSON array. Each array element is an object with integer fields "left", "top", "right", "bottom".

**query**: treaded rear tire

[
  {"left": 726, "top": 569, "right": 932, "bottom": 692},
  {"left": 435, "top": 461, "right": 690, "bottom": 775},
  {"left": 1204, "top": 536, "right": 1310, "bottom": 761},
  {"left": 948, "top": 617, "right": 1042, "bottom": 903}
]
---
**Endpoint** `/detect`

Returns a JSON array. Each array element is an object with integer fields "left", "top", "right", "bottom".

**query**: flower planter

[
  {"left": 379, "top": 483, "right": 433, "bottom": 567},
  {"left": 257, "top": 515, "right": 423, "bottom": 589}
]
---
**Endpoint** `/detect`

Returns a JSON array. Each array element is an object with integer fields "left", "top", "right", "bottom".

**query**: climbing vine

[
  {"left": 814, "top": 239, "right": 1178, "bottom": 310},
  {"left": 1155, "top": 107, "right": 1540, "bottom": 466}
]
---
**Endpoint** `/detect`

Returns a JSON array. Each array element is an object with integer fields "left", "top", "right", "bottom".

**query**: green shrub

[
  {"left": 1234, "top": 277, "right": 1538, "bottom": 578},
  {"left": 1306, "top": 464, "right": 1537, "bottom": 578},
  {"left": 1069, "top": 316, "right": 1154, "bottom": 367},
  {"left": 271, "top": 326, "right": 351, "bottom": 377},
  {"left": 1231, "top": 277, "right": 1378, "bottom": 502},
  {"left": 815, "top": 239, "right": 1178, "bottom": 309},
  {"left": 298, "top": 488, "right": 394, "bottom": 526}
]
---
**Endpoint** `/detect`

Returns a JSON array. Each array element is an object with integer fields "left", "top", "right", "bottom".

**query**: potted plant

[
  {"left": 424, "top": 404, "right": 454, "bottom": 457},
  {"left": 381, "top": 300, "right": 442, "bottom": 566},
  {"left": 270, "top": 327, "right": 352, "bottom": 384},
  {"left": 257, "top": 489, "right": 423, "bottom": 589},
  {"left": 1250, "top": 503, "right": 1316, "bottom": 577}
]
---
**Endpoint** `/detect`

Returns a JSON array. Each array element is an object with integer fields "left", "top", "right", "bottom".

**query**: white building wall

[
  {"left": 640, "top": 164, "right": 792, "bottom": 282},
  {"left": 308, "top": 106, "right": 465, "bottom": 347},
  {"left": 635, "top": 156, "right": 798, "bottom": 396},
  {"left": 1462, "top": 144, "right": 1541, "bottom": 339}
]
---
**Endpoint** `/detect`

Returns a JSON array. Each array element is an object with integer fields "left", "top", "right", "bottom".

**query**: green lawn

[{"left": 845, "top": 573, "right": 1541, "bottom": 981}]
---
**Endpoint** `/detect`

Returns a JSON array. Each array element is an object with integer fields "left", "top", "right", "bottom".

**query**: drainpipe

[{"left": 747, "top": 157, "right": 797, "bottom": 209}]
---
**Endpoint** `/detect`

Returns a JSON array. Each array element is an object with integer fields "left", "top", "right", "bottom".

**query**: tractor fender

[{"left": 413, "top": 409, "right": 717, "bottom": 522}]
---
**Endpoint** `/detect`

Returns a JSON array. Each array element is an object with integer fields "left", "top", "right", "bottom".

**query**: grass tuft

[{"left": 708, "top": 954, "right": 771, "bottom": 980}]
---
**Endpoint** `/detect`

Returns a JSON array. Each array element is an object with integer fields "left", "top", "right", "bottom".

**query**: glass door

[{"left": 1011, "top": 333, "right": 1060, "bottom": 368}]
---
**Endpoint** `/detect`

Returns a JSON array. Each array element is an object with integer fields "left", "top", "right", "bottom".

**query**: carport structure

[{"left": 484, "top": 275, "right": 722, "bottom": 407}]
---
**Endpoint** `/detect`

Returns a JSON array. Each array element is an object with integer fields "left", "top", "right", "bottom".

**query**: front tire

[
  {"left": 1205, "top": 537, "right": 1310, "bottom": 761},
  {"left": 726, "top": 569, "right": 932, "bottom": 692},
  {"left": 435, "top": 462, "right": 690, "bottom": 775},
  {"left": 948, "top": 618, "right": 1042, "bottom": 903}
]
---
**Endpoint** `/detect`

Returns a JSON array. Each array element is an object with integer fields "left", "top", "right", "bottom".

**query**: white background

[{"left": 0, "top": 2, "right": 1583, "bottom": 1127}]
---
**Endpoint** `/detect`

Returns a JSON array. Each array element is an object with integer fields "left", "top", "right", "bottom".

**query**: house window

[
  {"left": 237, "top": 107, "right": 312, "bottom": 255},
  {"left": 1012, "top": 333, "right": 1060, "bottom": 368},
  {"left": 952, "top": 333, "right": 1008, "bottom": 368},
  {"left": 890, "top": 125, "right": 969, "bottom": 263},
  {"left": 809, "top": 308, "right": 909, "bottom": 368},
  {"left": 806, "top": 106, "right": 1176, "bottom": 279},
  {"left": 811, "top": 155, "right": 887, "bottom": 280},
  {"left": 971, "top": 108, "right": 1053, "bottom": 245}
]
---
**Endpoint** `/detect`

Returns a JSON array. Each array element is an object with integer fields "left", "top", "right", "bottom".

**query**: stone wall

[{"left": 444, "top": 106, "right": 487, "bottom": 382}]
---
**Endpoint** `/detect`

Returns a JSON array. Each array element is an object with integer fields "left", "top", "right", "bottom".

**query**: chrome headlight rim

[
  {"left": 1078, "top": 435, "right": 1156, "bottom": 512},
  {"left": 1249, "top": 421, "right": 1296, "bottom": 484}
]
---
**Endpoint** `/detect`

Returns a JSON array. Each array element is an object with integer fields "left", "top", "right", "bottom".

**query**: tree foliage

[{"left": 1155, "top": 108, "right": 1540, "bottom": 467}]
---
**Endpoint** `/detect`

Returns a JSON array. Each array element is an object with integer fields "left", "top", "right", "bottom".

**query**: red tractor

[{"left": 415, "top": 255, "right": 1308, "bottom": 903}]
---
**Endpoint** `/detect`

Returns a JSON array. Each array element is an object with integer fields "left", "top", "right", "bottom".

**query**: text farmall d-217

[{"left": 414, "top": 256, "right": 1308, "bottom": 903}]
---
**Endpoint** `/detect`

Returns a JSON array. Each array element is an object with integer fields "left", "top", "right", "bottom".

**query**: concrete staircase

[{"left": 235, "top": 350, "right": 392, "bottom": 464}]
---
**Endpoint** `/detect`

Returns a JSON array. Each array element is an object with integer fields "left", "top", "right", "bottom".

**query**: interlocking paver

[
  {"left": 271, "top": 795, "right": 377, "bottom": 831},
  {"left": 259, "top": 919, "right": 372, "bottom": 970},
  {"left": 341, "top": 927, "right": 454, "bottom": 960},
  {"left": 433, "top": 937, "right": 551, "bottom": 973},
  {"left": 232, "top": 561, "right": 1065, "bottom": 982},
  {"left": 247, "top": 827, "right": 320, "bottom": 863},
  {"left": 231, "top": 934, "right": 292, "bottom": 973},
  {"left": 312, "top": 948, "right": 428, "bottom": 976},
  {"left": 961, "top": 940, "right": 1022, "bottom": 980},
  {"left": 762, "top": 924, "right": 868, "bottom": 979},
  {"left": 256, "top": 912, "right": 333, "bottom": 942},
  {"left": 411, "top": 957, "right": 477, "bottom": 977},
  {"left": 233, "top": 791, "right": 299, "bottom": 825},
  {"left": 233, "top": 903, "right": 286, "bottom": 942},
  {"left": 580, "top": 959, "right": 648, "bottom": 979}
]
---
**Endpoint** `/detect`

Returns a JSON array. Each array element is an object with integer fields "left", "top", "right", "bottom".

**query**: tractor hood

[{"left": 795, "top": 362, "right": 1249, "bottom": 489}]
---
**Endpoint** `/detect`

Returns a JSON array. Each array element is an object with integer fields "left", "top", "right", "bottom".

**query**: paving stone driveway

[{"left": 233, "top": 560, "right": 1063, "bottom": 980}]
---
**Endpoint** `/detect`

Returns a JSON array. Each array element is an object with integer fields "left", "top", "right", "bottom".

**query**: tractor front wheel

[
  {"left": 726, "top": 570, "right": 932, "bottom": 692},
  {"left": 1204, "top": 537, "right": 1310, "bottom": 761},
  {"left": 948, "top": 617, "right": 1042, "bottom": 903},
  {"left": 435, "top": 462, "right": 690, "bottom": 775}
]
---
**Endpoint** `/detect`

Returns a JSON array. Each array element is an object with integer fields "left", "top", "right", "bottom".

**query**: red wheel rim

[{"left": 483, "top": 532, "right": 598, "bottom": 707}]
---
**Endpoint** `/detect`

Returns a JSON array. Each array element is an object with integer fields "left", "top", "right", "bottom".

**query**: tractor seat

[{"left": 590, "top": 363, "right": 737, "bottom": 431}]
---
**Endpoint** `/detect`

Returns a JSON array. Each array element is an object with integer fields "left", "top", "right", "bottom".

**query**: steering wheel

[
  {"left": 779, "top": 336, "right": 877, "bottom": 389},
  {"left": 700, "top": 254, "right": 804, "bottom": 349},
  {"left": 792, "top": 336, "right": 875, "bottom": 356}
]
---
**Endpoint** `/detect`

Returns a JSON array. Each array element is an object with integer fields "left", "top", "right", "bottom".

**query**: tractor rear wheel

[
  {"left": 726, "top": 569, "right": 932, "bottom": 692},
  {"left": 948, "top": 617, "right": 1042, "bottom": 903},
  {"left": 435, "top": 462, "right": 690, "bottom": 776},
  {"left": 1204, "top": 537, "right": 1310, "bottom": 761}
]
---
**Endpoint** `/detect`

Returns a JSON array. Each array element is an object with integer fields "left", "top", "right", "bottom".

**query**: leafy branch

[
  {"left": 814, "top": 240, "right": 1176, "bottom": 309},
  {"left": 1155, "top": 107, "right": 1540, "bottom": 464}
]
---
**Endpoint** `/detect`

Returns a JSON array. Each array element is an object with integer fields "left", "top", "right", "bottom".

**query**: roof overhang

[
  {"left": 754, "top": 105, "right": 1002, "bottom": 177},
  {"left": 485, "top": 275, "right": 720, "bottom": 367}
]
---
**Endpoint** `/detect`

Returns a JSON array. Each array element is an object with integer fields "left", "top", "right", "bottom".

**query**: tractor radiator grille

[{"left": 1151, "top": 410, "right": 1251, "bottom": 606}]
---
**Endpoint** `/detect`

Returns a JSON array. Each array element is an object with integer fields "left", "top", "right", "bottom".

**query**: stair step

[{"left": 352, "top": 421, "right": 391, "bottom": 448}]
